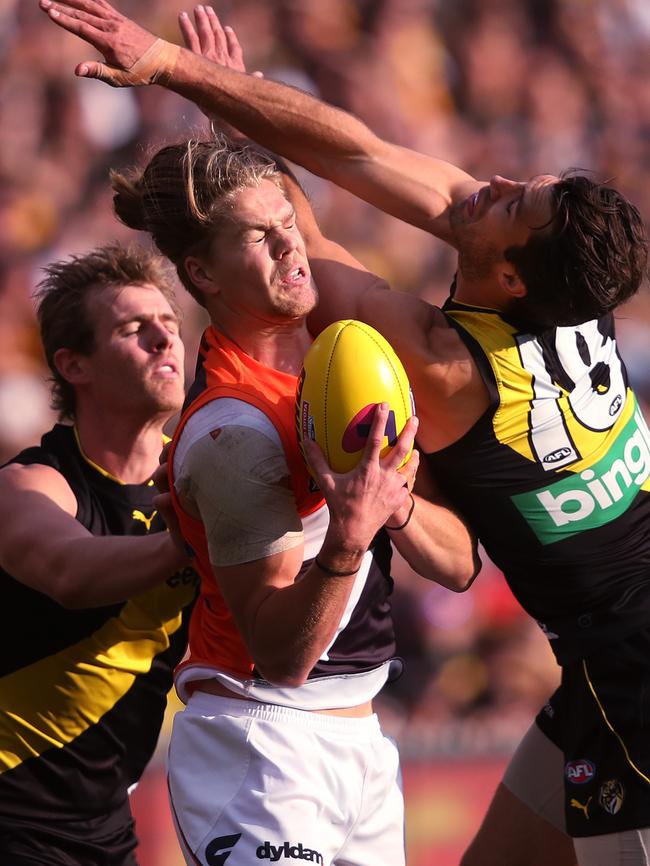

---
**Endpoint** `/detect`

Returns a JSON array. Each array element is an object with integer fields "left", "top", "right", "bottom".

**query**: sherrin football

[{"left": 296, "top": 320, "right": 415, "bottom": 475}]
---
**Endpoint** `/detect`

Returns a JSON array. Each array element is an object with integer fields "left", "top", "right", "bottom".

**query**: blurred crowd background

[{"left": 2, "top": 0, "right": 650, "bottom": 862}]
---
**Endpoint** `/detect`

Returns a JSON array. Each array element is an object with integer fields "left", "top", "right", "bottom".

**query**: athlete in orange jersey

[{"left": 37, "top": 15, "right": 479, "bottom": 864}]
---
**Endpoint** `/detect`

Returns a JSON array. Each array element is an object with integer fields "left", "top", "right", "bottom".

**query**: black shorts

[
  {"left": 0, "top": 799, "right": 139, "bottom": 866},
  {"left": 537, "top": 628, "right": 650, "bottom": 838}
]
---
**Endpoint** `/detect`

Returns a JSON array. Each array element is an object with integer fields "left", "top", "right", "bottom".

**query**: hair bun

[{"left": 110, "top": 169, "right": 148, "bottom": 231}]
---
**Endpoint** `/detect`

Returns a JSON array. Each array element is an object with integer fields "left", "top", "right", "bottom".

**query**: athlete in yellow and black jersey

[
  {"left": 427, "top": 299, "right": 650, "bottom": 839},
  {"left": 428, "top": 299, "right": 650, "bottom": 664},
  {"left": 0, "top": 424, "right": 197, "bottom": 865}
]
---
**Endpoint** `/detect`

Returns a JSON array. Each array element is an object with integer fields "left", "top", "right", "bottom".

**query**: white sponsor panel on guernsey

[{"left": 512, "top": 404, "right": 650, "bottom": 544}]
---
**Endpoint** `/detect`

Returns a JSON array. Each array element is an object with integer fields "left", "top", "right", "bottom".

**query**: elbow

[
  {"left": 448, "top": 548, "right": 482, "bottom": 593},
  {"left": 424, "top": 548, "right": 482, "bottom": 593},
  {"left": 447, "top": 571, "right": 477, "bottom": 593}
]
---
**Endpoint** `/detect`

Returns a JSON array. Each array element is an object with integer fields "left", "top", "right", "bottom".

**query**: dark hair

[
  {"left": 35, "top": 242, "right": 179, "bottom": 420},
  {"left": 111, "top": 134, "right": 283, "bottom": 307},
  {"left": 504, "top": 172, "right": 648, "bottom": 327}
]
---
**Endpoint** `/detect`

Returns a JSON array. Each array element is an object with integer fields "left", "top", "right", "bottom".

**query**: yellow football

[{"left": 296, "top": 319, "right": 415, "bottom": 475}]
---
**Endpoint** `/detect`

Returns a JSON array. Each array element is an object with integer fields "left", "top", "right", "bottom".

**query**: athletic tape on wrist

[{"left": 94, "top": 39, "right": 180, "bottom": 87}]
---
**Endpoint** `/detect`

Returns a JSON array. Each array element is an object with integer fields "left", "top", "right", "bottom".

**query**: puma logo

[
  {"left": 132, "top": 509, "right": 156, "bottom": 531},
  {"left": 570, "top": 797, "right": 592, "bottom": 819}
]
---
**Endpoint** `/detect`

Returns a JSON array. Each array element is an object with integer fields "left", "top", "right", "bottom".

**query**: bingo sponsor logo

[
  {"left": 512, "top": 405, "right": 650, "bottom": 544},
  {"left": 565, "top": 759, "right": 595, "bottom": 785}
]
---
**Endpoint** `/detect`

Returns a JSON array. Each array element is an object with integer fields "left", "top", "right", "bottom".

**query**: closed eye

[{"left": 507, "top": 195, "right": 523, "bottom": 216}]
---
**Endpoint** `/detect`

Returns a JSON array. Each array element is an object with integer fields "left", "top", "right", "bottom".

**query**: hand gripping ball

[{"left": 296, "top": 320, "right": 415, "bottom": 474}]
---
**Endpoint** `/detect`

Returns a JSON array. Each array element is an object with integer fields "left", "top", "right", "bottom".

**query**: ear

[
  {"left": 497, "top": 267, "right": 527, "bottom": 299},
  {"left": 53, "top": 348, "right": 91, "bottom": 386},
  {"left": 185, "top": 255, "right": 219, "bottom": 296}
]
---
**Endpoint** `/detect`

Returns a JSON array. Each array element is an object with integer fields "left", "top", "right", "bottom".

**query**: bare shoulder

[
  {"left": 0, "top": 461, "right": 82, "bottom": 585},
  {"left": 356, "top": 291, "right": 490, "bottom": 451},
  {"left": 0, "top": 462, "right": 77, "bottom": 517},
  {"left": 357, "top": 286, "right": 472, "bottom": 376}
]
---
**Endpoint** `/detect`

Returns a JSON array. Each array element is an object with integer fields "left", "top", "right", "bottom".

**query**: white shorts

[{"left": 167, "top": 693, "right": 405, "bottom": 866}]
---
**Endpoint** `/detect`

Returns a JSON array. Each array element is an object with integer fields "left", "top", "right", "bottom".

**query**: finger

[
  {"left": 152, "top": 491, "right": 172, "bottom": 511},
  {"left": 41, "top": 0, "right": 114, "bottom": 29},
  {"left": 302, "top": 439, "right": 331, "bottom": 486},
  {"left": 223, "top": 24, "right": 245, "bottom": 69},
  {"left": 398, "top": 448, "right": 420, "bottom": 491},
  {"left": 252, "top": 70, "right": 264, "bottom": 78},
  {"left": 193, "top": 5, "right": 215, "bottom": 55},
  {"left": 40, "top": 2, "right": 108, "bottom": 41},
  {"left": 359, "top": 402, "right": 389, "bottom": 466},
  {"left": 152, "top": 464, "right": 170, "bottom": 493},
  {"left": 178, "top": 11, "right": 200, "bottom": 53},
  {"left": 75, "top": 59, "right": 123, "bottom": 83},
  {"left": 41, "top": 0, "right": 112, "bottom": 17},
  {"left": 206, "top": 7, "right": 228, "bottom": 45},
  {"left": 206, "top": 7, "right": 231, "bottom": 64},
  {"left": 382, "top": 415, "right": 419, "bottom": 472}
]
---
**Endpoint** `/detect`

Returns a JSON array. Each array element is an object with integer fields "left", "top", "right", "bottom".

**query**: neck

[
  {"left": 72, "top": 403, "right": 170, "bottom": 484},
  {"left": 453, "top": 269, "right": 503, "bottom": 311},
  {"left": 209, "top": 308, "right": 312, "bottom": 376}
]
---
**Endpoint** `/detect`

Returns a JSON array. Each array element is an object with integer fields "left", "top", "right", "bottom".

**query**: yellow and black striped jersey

[
  {"left": 426, "top": 300, "right": 650, "bottom": 663},
  {"left": 0, "top": 424, "right": 197, "bottom": 828}
]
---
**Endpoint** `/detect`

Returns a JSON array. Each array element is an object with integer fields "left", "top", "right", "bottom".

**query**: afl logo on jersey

[
  {"left": 543, "top": 447, "right": 573, "bottom": 464},
  {"left": 609, "top": 394, "right": 623, "bottom": 416},
  {"left": 565, "top": 759, "right": 596, "bottom": 785}
]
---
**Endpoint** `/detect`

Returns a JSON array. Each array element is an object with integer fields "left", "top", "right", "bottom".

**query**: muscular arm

[
  {"left": 0, "top": 463, "right": 188, "bottom": 608},
  {"left": 175, "top": 404, "right": 416, "bottom": 687},
  {"left": 283, "top": 168, "right": 491, "bottom": 450},
  {"left": 40, "top": 0, "right": 490, "bottom": 447},
  {"left": 39, "top": 0, "right": 479, "bottom": 243},
  {"left": 169, "top": 52, "right": 475, "bottom": 243},
  {"left": 387, "top": 455, "right": 481, "bottom": 591}
]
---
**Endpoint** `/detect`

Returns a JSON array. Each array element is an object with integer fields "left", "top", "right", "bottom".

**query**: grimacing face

[
  {"left": 451, "top": 174, "right": 558, "bottom": 281},
  {"left": 82, "top": 283, "right": 185, "bottom": 418},
  {"left": 203, "top": 179, "right": 318, "bottom": 322}
]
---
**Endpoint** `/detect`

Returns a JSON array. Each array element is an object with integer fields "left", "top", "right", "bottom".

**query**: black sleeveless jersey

[
  {"left": 426, "top": 300, "right": 650, "bottom": 664},
  {"left": 0, "top": 424, "right": 197, "bottom": 823}
]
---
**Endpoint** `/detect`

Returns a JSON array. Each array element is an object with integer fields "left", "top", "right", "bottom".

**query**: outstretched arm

[
  {"left": 0, "top": 463, "right": 188, "bottom": 608},
  {"left": 39, "top": 0, "right": 480, "bottom": 244},
  {"left": 175, "top": 15, "right": 481, "bottom": 592},
  {"left": 169, "top": 9, "right": 489, "bottom": 456}
]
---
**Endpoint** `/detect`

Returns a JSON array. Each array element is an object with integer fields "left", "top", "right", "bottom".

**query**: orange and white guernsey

[{"left": 169, "top": 326, "right": 400, "bottom": 711}]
